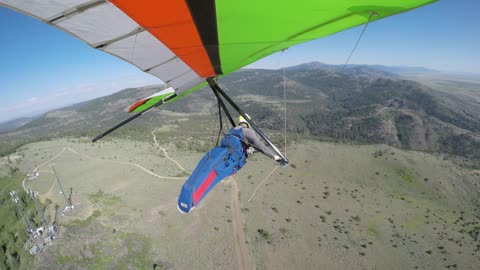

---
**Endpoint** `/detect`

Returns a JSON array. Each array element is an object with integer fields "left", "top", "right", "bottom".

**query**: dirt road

[{"left": 231, "top": 178, "right": 253, "bottom": 270}]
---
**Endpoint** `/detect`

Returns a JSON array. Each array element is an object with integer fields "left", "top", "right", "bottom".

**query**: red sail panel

[{"left": 110, "top": 0, "right": 215, "bottom": 78}]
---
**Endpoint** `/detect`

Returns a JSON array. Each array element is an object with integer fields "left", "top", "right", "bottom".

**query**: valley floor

[{"left": 4, "top": 137, "right": 480, "bottom": 269}]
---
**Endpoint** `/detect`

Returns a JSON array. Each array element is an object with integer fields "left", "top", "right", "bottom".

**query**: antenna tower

[{"left": 49, "top": 163, "right": 74, "bottom": 215}]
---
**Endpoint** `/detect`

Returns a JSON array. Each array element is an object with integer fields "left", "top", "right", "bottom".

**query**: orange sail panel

[{"left": 110, "top": 0, "right": 215, "bottom": 78}]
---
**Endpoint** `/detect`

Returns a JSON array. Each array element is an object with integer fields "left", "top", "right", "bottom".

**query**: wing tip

[{"left": 128, "top": 99, "right": 148, "bottom": 113}]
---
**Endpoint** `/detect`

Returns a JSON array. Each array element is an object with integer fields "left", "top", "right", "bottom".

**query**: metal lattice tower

[
  {"left": 10, "top": 191, "right": 33, "bottom": 237},
  {"left": 25, "top": 160, "right": 40, "bottom": 180},
  {"left": 28, "top": 189, "right": 48, "bottom": 226},
  {"left": 49, "top": 163, "right": 74, "bottom": 215}
]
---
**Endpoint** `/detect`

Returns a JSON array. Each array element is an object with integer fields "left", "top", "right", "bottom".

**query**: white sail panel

[
  {"left": 55, "top": 2, "right": 138, "bottom": 46},
  {"left": 104, "top": 31, "right": 176, "bottom": 71},
  {"left": 0, "top": 0, "right": 91, "bottom": 20}
]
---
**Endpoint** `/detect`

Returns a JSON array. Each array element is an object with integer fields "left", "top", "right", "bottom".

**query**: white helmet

[{"left": 237, "top": 114, "right": 250, "bottom": 127}]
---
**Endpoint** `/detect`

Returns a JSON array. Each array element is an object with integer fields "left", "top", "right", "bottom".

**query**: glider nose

[{"left": 177, "top": 200, "right": 190, "bottom": 214}]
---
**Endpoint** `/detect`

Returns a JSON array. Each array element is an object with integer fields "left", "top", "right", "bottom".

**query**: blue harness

[
  {"left": 220, "top": 127, "right": 247, "bottom": 171},
  {"left": 177, "top": 127, "right": 247, "bottom": 213}
]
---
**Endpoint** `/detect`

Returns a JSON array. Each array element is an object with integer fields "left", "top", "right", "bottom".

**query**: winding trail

[
  {"left": 231, "top": 177, "right": 253, "bottom": 270},
  {"left": 22, "top": 146, "right": 188, "bottom": 193},
  {"left": 22, "top": 148, "right": 68, "bottom": 193},
  {"left": 32, "top": 170, "right": 57, "bottom": 198},
  {"left": 66, "top": 147, "right": 187, "bottom": 180},
  {"left": 36, "top": 148, "right": 67, "bottom": 170},
  {"left": 151, "top": 130, "right": 192, "bottom": 174}
]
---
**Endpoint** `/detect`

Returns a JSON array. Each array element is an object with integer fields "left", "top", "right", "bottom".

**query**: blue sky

[{"left": 0, "top": 0, "right": 479, "bottom": 123}]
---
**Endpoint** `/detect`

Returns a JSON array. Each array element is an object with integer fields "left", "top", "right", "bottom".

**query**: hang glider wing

[{"left": 1, "top": 0, "right": 436, "bottom": 98}]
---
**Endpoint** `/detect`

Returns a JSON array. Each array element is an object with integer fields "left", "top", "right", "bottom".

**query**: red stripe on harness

[{"left": 193, "top": 170, "right": 217, "bottom": 205}]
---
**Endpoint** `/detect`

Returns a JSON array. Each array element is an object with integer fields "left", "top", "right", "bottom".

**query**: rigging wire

[
  {"left": 341, "top": 12, "right": 375, "bottom": 71},
  {"left": 282, "top": 50, "right": 288, "bottom": 156},
  {"left": 248, "top": 165, "right": 279, "bottom": 202},
  {"left": 247, "top": 49, "right": 288, "bottom": 202},
  {"left": 247, "top": 15, "right": 375, "bottom": 200}
]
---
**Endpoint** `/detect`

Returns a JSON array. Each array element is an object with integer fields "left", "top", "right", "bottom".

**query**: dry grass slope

[{"left": 4, "top": 137, "right": 479, "bottom": 269}]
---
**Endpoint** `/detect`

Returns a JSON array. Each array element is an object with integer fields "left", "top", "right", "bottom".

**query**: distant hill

[
  {"left": 284, "top": 62, "right": 332, "bottom": 71},
  {"left": 284, "top": 61, "right": 447, "bottom": 78},
  {"left": 366, "top": 64, "right": 439, "bottom": 74},
  {"left": 0, "top": 116, "right": 37, "bottom": 133},
  {"left": 284, "top": 61, "right": 398, "bottom": 78},
  {"left": 1, "top": 63, "right": 480, "bottom": 167},
  {"left": 286, "top": 61, "right": 439, "bottom": 74}
]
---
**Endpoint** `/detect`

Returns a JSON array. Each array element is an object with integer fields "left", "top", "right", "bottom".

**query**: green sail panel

[{"left": 215, "top": 0, "right": 437, "bottom": 76}]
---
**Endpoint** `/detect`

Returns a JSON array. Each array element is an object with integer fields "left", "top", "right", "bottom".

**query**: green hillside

[{"left": 1, "top": 63, "right": 480, "bottom": 169}]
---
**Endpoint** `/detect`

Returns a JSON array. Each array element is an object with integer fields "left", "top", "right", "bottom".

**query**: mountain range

[
  {"left": 1, "top": 62, "right": 480, "bottom": 167},
  {"left": 0, "top": 116, "right": 38, "bottom": 133}
]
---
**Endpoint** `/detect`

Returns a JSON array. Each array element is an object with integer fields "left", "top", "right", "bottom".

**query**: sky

[{"left": 0, "top": 0, "right": 479, "bottom": 123}]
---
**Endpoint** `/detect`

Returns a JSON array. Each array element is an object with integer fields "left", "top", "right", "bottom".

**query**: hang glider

[{"left": 1, "top": 0, "right": 437, "bottom": 163}]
